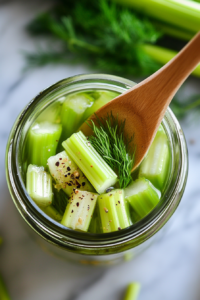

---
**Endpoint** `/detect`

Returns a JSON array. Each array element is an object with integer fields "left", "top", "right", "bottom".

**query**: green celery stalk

[
  {"left": 41, "top": 205, "right": 62, "bottom": 222},
  {"left": 98, "top": 189, "right": 131, "bottom": 233},
  {"left": 62, "top": 132, "right": 118, "bottom": 194},
  {"left": 26, "top": 165, "right": 53, "bottom": 207},
  {"left": 141, "top": 44, "right": 200, "bottom": 77},
  {"left": 123, "top": 283, "right": 141, "bottom": 300},
  {"left": 152, "top": 21, "right": 194, "bottom": 41},
  {"left": 125, "top": 178, "right": 160, "bottom": 219},
  {"left": 112, "top": 0, "right": 200, "bottom": 33},
  {"left": 26, "top": 121, "right": 62, "bottom": 167},
  {"left": 61, "top": 190, "right": 98, "bottom": 232},
  {"left": 139, "top": 126, "right": 170, "bottom": 191},
  {"left": 0, "top": 275, "right": 10, "bottom": 300},
  {"left": 83, "top": 91, "right": 119, "bottom": 120},
  {"left": 60, "top": 92, "right": 94, "bottom": 141}
]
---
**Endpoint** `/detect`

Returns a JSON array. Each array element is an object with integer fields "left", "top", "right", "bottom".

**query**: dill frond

[{"left": 87, "top": 113, "right": 135, "bottom": 189}]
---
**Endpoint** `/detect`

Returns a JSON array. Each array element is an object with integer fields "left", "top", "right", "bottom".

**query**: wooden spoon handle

[{"left": 130, "top": 32, "right": 200, "bottom": 122}]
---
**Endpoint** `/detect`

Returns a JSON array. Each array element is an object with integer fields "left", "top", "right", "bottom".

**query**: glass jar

[{"left": 5, "top": 74, "right": 188, "bottom": 266}]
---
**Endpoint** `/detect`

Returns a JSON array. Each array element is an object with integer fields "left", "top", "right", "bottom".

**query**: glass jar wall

[{"left": 6, "top": 74, "right": 188, "bottom": 266}]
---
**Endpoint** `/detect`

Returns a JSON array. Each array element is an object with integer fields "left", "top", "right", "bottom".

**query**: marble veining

[{"left": 0, "top": 1, "right": 200, "bottom": 300}]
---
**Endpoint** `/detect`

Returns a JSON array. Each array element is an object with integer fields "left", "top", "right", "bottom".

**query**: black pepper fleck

[
  {"left": 76, "top": 202, "right": 79, "bottom": 207},
  {"left": 55, "top": 162, "right": 59, "bottom": 167}
]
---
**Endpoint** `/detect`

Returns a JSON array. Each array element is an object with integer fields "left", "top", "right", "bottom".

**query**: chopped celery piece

[
  {"left": 62, "top": 131, "right": 118, "bottom": 194},
  {"left": 61, "top": 190, "right": 98, "bottom": 232},
  {"left": 52, "top": 186, "right": 69, "bottom": 215},
  {"left": 125, "top": 178, "right": 160, "bottom": 219},
  {"left": 88, "top": 205, "right": 102, "bottom": 233},
  {"left": 84, "top": 91, "right": 119, "bottom": 120},
  {"left": 123, "top": 282, "right": 141, "bottom": 300},
  {"left": 98, "top": 189, "right": 131, "bottom": 233},
  {"left": 36, "top": 100, "right": 62, "bottom": 123},
  {"left": 41, "top": 205, "right": 62, "bottom": 222},
  {"left": 0, "top": 275, "right": 11, "bottom": 300},
  {"left": 26, "top": 121, "right": 62, "bottom": 167},
  {"left": 48, "top": 151, "right": 94, "bottom": 196},
  {"left": 60, "top": 92, "right": 93, "bottom": 140},
  {"left": 26, "top": 165, "right": 53, "bottom": 207},
  {"left": 139, "top": 126, "right": 170, "bottom": 190}
]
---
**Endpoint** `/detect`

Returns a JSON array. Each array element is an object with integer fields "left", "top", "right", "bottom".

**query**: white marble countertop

[{"left": 0, "top": 1, "right": 200, "bottom": 300}]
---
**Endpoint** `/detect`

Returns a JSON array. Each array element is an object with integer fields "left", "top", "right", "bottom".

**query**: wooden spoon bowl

[{"left": 81, "top": 32, "right": 200, "bottom": 170}]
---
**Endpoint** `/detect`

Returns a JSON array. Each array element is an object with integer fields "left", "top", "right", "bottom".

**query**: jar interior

[{"left": 15, "top": 78, "right": 176, "bottom": 238}]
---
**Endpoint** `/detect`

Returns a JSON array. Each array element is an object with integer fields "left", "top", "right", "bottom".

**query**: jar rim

[{"left": 6, "top": 73, "right": 188, "bottom": 254}]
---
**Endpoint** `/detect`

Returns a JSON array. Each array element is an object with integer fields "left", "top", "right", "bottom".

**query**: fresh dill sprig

[
  {"left": 87, "top": 113, "right": 135, "bottom": 189},
  {"left": 52, "top": 186, "right": 68, "bottom": 215}
]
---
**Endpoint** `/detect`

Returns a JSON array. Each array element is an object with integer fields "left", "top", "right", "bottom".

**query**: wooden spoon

[{"left": 80, "top": 32, "right": 200, "bottom": 171}]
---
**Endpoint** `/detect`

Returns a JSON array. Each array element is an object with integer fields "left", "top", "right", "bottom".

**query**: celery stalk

[
  {"left": 123, "top": 283, "right": 141, "bottom": 300},
  {"left": 60, "top": 92, "right": 94, "bottom": 140},
  {"left": 26, "top": 165, "right": 53, "bottom": 207},
  {"left": 125, "top": 178, "right": 160, "bottom": 219},
  {"left": 141, "top": 44, "right": 200, "bottom": 77},
  {"left": 62, "top": 131, "right": 118, "bottom": 194},
  {"left": 152, "top": 21, "right": 194, "bottom": 41},
  {"left": 139, "top": 126, "right": 170, "bottom": 191},
  {"left": 83, "top": 91, "right": 119, "bottom": 120},
  {"left": 112, "top": 0, "right": 200, "bottom": 33},
  {"left": 98, "top": 190, "right": 131, "bottom": 233},
  {"left": 41, "top": 205, "right": 62, "bottom": 221},
  {"left": 48, "top": 151, "right": 94, "bottom": 196},
  {"left": 26, "top": 121, "right": 62, "bottom": 167},
  {"left": 61, "top": 190, "right": 98, "bottom": 231},
  {"left": 0, "top": 275, "right": 11, "bottom": 300}
]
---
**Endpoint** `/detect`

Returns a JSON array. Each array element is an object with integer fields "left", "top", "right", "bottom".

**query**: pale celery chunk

[
  {"left": 139, "top": 125, "right": 170, "bottom": 190},
  {"left": 98, "top": 189, "right": 131, "bottom": 233},
  {"left": 123, "top": 282, "right": 141, "bottom": 300},
  {"left": 60, "top": 92, "right": 94, "bottom": 140},
  {"left": 84, "top": 91, "right": 119, "bottom": 120},
  {"left": 61, "top": 190, "right": 98, "bottom": 232},
  {"left": 26, "top": 121, "right": 62, "bottom": 167},
  {"left": 48, "top": 151, "right": 94, "bottom": 196},
  {"left": 62, "top": 131, "right": 118, "bottom": 193},
  {"left": 41, "top": 205, "right": 62, "bottom": 222},
  {"left": 26, "top": 164, "right": 53, "bottom": 207},
  {"left": 125, "top": 178, "right": 160, "bottom": 219}
]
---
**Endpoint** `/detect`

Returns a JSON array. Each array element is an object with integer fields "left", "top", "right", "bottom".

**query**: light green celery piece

[
  {"left": 62, "top": 131, "right": 118, "bottom": 194},
  {"left": 26, "top": 164, "right": 53, "bottom": 207},
  {"left": 60, "top": 92, "right": 94, "bottom": 140},
  {"left": 36, "top": 100, "right": 62, "bottom": 123},
  {"left": 0, "top": 275, "right": 11, "bottom": 300},
  {"left": 26, "top": 121, "right": 62, "bottom": 167},
  {"left": 88, "top": 205, "right": 102, "bottom": 233},
  {"left": 84, "top": 91, "right": 119, "bottom": 120},
  {"left": 141, "top": 44, "right": 200, "bottom": 77},
  {"left": 98, "top": 189, "right": 131, "bottom": 233},
  {"left": 123, "top": 282, "right": 141, "bottom": 300},
  {"left": 48, "top": 151, "right": 94, "bottom": 196},
  {"left": 41, "top": 205, "right": 62, "bottom": 222},
  {"left": 61, "top": 190, "right": 98, "bottom": 232},
  {"left": 112, "top": 0, "right": 200, "bottom": 33},
  {"left": 125, "top": 178, "right": 160, "bottom": 219},
  {"left": 139, "top": 126, "right": 170, "bottom": 190}
]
